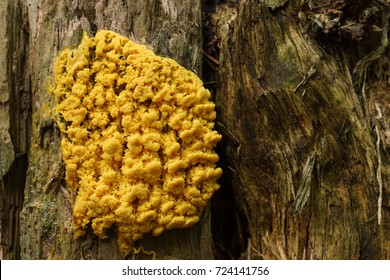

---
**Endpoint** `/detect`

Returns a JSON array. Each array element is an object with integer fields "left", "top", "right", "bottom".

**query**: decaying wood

[
  {"left": 0, "top": 0, "right": 30, "bottom": 260},
  {"left": 15, "top": 0, "right": 209, "bottom": 260},
  {"left": 213, "top": 0, "right": 389, "bottom": 259},
  {"left": 1, "top": 0, "right": 389, "bottom": 260}
]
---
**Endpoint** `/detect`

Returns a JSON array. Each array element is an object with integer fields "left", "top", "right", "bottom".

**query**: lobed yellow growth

[{"left": 51, "top": 30, "right": 222, "bottom": 254}]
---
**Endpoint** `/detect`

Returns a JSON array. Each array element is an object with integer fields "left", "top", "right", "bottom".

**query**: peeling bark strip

[{"left": 293, "top": 152, "right": 316, "bottom": 214}]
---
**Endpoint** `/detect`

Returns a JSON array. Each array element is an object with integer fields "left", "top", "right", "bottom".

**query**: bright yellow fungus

[{"left": 51, "top": 30, "right": 222, "bottom": 254}]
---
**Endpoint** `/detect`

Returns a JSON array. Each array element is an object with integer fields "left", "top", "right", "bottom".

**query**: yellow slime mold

[{"left": 51, "top": 30, "right": 222, "bottom": 254}]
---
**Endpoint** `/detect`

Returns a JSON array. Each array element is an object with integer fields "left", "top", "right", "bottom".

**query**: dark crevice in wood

[
  {"left": 202, "top": 0, "right": 248, "bottom": 260},
  {"left": 1, "top": 0, "right": 31, "bottom": 260}
]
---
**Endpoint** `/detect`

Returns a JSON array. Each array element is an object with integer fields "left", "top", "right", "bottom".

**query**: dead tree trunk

[
  {"left": 209, "top": 0, "right": 389, "bottom": 259},
  {"left": 1, "top": 0, "right": 389, "bottom": 260},
  {"left": 0, "top": 0, "right": 30, "bottom": 260},
  {"left": 15, "top": 0, "right": 211, "bottom": 260}
]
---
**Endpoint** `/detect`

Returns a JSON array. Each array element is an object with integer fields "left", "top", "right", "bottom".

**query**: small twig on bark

[{"left": 293, "top": 65, "right": 317, "bottom": 93}]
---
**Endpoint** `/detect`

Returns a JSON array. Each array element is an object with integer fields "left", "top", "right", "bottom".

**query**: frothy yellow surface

[{"left": 51, "top": 30, "right": 222, "bottom": 253}]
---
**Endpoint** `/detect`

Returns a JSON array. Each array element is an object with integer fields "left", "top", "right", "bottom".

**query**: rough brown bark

[
  {"left": 211, "top": 0, "right": 389, "bottom": 259},
  {"left": 0, "top": 0, "right": 30, "bottom": 260},
  {"left": 1, "top": 0, "right": 389, "bottom": 260},
  {"left": 15, "top": 0, "right": 210, "bottom": 260}
]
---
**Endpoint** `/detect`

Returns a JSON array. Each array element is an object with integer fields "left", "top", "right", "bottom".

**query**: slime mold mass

[{"left": 51, "top": 30, "right": 222, "bottom": 253}]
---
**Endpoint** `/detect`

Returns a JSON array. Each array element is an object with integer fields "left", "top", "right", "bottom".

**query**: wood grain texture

[
  {"left": 19, "top": 0, "right": 208, "bottom": 260},
  {"left": 0, "top": 0, "right": 29, "bottom": 260},
  {"left": 1, "top": 0, "right": 388, "bottom": 260},
  {"left": 214, "top": 0, "right": 389, "bottom": 259}
]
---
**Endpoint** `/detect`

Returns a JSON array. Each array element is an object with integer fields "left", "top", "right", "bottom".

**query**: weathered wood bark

[
  {"left": 0, "top": 0, "right": 30, "bottom": 260},
  {"left": 14, "top": 0, "right": 210, "bottom": 260},
  {"left": 211, "top": 0, "right": 389, "bottom": 259},
  {"left": 1, "top": 0, "right": 389, "bottom": 260}
]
